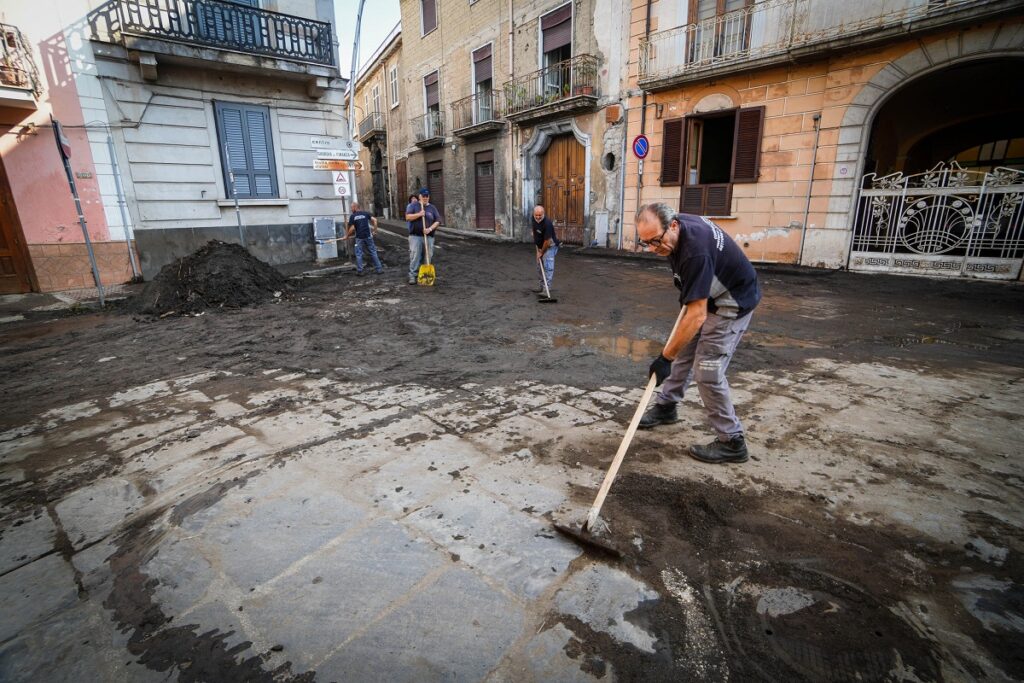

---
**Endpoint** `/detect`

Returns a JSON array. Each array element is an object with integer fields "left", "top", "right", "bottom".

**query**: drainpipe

[
  {"left": 634, "top": 0, "right": 653, "bottom": 251},
  {"left": 508, "top": 0, "right": 517, "bottom": 241},
  {"left": 617, "top": 102, "right": 628, "bottom": 250},
  {"left": 107, "top": 132, "right": 140, "bottom": 280},
  {"left": 797, "top": 112, "right": 821, "bottom": 266}
]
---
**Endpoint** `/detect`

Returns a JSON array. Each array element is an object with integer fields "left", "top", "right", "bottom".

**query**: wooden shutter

[
  {"left": 427, "top": 160, "right": 445, "bottom": 222},
  {"left": 473, "top": 44, "right": 492, "bottom": 84},
  {"left": 660, "top": 118, "right": 683, "bottom": 185},
  {"left": 541, "top": 4, "right": 572, "bottom": 53},
  {"left": 424, "top": 71, "right": 439, "bottom": 107},
  {"left": 705, "top": 184, "right": 732, "bottom": 216},
  {"left": 215, "top": 101, "right": 277, "bottom": 200},
  {"left": 475, "top": 151, "right": 495, "bottom": 230},
  {"left": 681, "top": 186, "right": 704, "bottom": 215},
  {"left": 422, "top": 0, "right": 437, "bottom": 34},
  {"left": 731, "top": 106, "right": 764, "bottom": 183}
]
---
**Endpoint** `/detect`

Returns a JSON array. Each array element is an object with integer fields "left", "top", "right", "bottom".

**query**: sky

[{"left": 334, "top": 0, "right": 402, "bottom": 80}]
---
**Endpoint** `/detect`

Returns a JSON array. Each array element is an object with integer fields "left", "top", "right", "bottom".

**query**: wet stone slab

[{"left": 317, "top": 566, "right": 526, "bottom": 682}]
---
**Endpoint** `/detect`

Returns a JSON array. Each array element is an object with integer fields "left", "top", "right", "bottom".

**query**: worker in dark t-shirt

[
  {"left": 404, "top": 189, "right": 442, "bottom": 285},
  {"left": 346, "top": 201, "right": 383, "bottom": 275},
  {"left": 634, "top": 202, "right": 761, "bottom": 464},
  {"left": 531, "top": 205, "right": 560, "bottom": 295}
]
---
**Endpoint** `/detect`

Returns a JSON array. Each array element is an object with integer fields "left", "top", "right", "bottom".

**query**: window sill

[
  {"left": 217, "top": 199, "right": 289, "bottom": 207},
  {"left": 705, "top": 215, "right": 736, "bottom": 220}
]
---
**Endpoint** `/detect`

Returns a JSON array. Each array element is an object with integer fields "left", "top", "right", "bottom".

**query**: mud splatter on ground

[{"left": 1, "top": 235, "right": 1022, "bottom": 681}]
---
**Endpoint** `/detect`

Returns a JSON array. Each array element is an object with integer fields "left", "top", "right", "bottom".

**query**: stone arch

[
  {"left": 816, "top": 21, "right": 1024, "bottom": 266},
  {"left": 520, "top": 118, "right": 592, "bottom": 238}
]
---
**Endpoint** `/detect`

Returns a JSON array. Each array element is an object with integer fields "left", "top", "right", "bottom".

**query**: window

[
  {"left": 472, "top": 44, "right": 493, "bottom": 123},
  {"left": 389, "top": 66, "right": 399, "bottom": 108},
  {"left": 540, "top": 4, "right": 572, "bottom": 96},
  {"left": 424, "top": 71, "right": 440, "bottom": 137},
  {"left": 687, "top": 0, "right": 752, "bottom": 64},
  {"left": 421, "top": 0, "right": 437, "bottom": 35},
  {"left": 673, "top": 106, "right": 764, "bottom": 216},
  {"left": 214, "top": 101, "right": 278, "bottom": 199},
  {"left": 372, "top": 84, "right": 381, "bottom": 114}
]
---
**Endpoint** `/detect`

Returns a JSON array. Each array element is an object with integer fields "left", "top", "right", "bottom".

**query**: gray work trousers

[{"left": 656, "top": 311, "right": 753, "bottom": 441}]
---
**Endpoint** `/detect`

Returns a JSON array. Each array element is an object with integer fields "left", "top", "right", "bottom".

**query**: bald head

[
  {"left": 533, "top": 205, "right": 545, "bottom": 222},
  {"left": 351, "top": 201, "right": 360, "bottom": 211}
]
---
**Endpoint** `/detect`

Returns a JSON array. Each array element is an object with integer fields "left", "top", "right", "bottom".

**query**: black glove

[{"left": 649, "top": 354, "right": 672, "bottom": 386}]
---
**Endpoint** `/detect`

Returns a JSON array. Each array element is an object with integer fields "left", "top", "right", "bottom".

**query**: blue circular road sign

[{"left": 632, "top": 134, "right": 650, "bottom": 159}]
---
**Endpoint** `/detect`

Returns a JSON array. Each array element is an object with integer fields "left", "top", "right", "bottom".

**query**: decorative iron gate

[{"left": 850, "top": 163, "right": 1024, "bottom": 280}]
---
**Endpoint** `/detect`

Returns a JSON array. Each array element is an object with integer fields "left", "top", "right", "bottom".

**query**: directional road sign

[
  {"left": 317, "top": 149, "right": 359, "bottom": 161},
  {"left": 314, "top": 159, "right": 364, "bottom": 171}
]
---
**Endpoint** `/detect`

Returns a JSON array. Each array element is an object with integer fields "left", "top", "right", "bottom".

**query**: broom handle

[
  {"left": 422, "top": 210, "right": 431, "bottom": 266},
  {"left": 585, "top": 305, "right": 686, "bottom": 530}
]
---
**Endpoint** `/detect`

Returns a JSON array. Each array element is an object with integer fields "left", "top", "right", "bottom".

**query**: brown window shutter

[
  {"left": 422, "top": 0, "right": 437, "bottom": 33},
  {"left": 473, "top": 45, "right": 492, "bottom": 83},
  {"left": 542, "top": 5, "right": 572, "bottom": 53},
  {"left": 705, "top": 184, "right": 732, "bottom": 216},
  {"left": 681, "top": 186, "right": 704, "bottom": 215},
  {"left": 731, "top": 106, "right": 764, "bottom": 183},
  {"left": 659, "top": 118, "right": 683, "bottom": 186},
  {"left": 424, "top": 72, "right": 439, "bottom": 107}
]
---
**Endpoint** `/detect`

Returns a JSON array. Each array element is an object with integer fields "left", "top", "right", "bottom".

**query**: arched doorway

[
  {"left": 848, "top": 55, "right": 1024, "bottom": 279},
  {"left": 542, "top": 135, "right": 586, "bottom": 245},
  {"left": 521, "top": 119, "right": 592, "bottom": 246}
]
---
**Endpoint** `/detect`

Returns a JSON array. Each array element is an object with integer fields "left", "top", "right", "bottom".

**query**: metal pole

[
  {"left": 60, "top": 154, "right": 105, "bottom": 306},
  {"left": 107, "top": 133, "right": 140, "bottom": 279},
  {"left": 347, "top": 0, "right": 366, "bottom": 209},
  {"left": 223, "top": 143, "right": 245, "bottom": 245},
  {"left": 797, "top": 112, "right": 822, "bottom": 265}
]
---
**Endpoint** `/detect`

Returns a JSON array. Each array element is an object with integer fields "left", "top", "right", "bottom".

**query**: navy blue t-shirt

[
  {"left": 406, "top": 201, "right": 442, "bottom": 236},
  {"left": 531, "top": 217, "right": 560, "bottom": 249},
  {"left": 348, "top": 211, "right": 374, "bottom": 239},
  {"left": 668, "top": 214, "right": 760, "bottom": 318}
]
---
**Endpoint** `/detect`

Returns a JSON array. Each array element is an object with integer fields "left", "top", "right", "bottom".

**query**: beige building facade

[
  {"left": 625, "top": 0, "right": 1024, "bottom": 280},
  {"left": 351, "top": 23, "right": 404, "bottom": 219},
  {"left": 394, "top": 0, "right": 634, "bottom": 245}
]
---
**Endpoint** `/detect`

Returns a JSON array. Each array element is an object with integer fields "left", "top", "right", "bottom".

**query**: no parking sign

[{"left": 632, "top": 134, "right": 650, "bottom": 159}]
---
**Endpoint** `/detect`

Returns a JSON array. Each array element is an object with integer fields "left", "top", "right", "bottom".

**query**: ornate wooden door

[{"left": 541, "top": 135, "right": 585, "bottom": 245}]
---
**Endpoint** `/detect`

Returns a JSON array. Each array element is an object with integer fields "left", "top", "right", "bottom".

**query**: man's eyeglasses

[{"left": 638, "top": 228, "right": 668, "bottom": 249}]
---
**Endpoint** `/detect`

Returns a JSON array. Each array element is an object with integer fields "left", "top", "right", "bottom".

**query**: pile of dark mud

[{"left": 133, "top": 241, "right": 288, "bottom": 316}]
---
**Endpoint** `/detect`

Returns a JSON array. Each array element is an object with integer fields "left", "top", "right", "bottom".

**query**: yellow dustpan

[{"left": 417, "top": 213, "right": 435, "bottom": 286}]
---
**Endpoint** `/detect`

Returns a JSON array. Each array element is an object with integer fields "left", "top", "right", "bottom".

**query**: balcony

[
  {"left": 90, "top": 0, "right": 335, "bottom": 94},
  {"left": 502, "top": 54, "right": 600, "bottom": 124},
  {"left": 451, "top": 90, "right": 506, "bottom": 139},
  {"left": 638, "top": 0, "right": 1018, "bottom": 90},
  {"left": 358, "top": 111, "right": 385, "bottom": 142},
  {"left": 0, "top": 24, "right": 42, "bottom": 109},
  {"left": 413, "top": 110, "right": 445, "bottom": 148}
]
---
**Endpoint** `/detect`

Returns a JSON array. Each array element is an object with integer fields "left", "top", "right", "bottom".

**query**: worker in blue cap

[{"left": 404, "top": 188, "right": 442, "bottom": 285}]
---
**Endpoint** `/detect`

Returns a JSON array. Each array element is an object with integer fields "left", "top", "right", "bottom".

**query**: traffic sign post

[{"left": 632, "top": 134, "right": 650, "bottom": 159}]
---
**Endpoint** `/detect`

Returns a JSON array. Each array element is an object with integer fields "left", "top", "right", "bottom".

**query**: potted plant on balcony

[{"left": 573, "top": 60, "right": 597, "bottom": 96}]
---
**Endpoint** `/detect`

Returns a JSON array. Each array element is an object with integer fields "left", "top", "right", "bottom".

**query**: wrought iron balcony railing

[
  {"left": 112, "top": 0, "right": 335, "bottom": 66},
  {"left": 412, "top": 110, "right": 445, "bottom": 145},
  {"left": 451, "top": 90, "right": 504, "bottom": 132},
  {"left": 0, "top": 23, "right": 42, "bottom": 95},
  {"left": 503, "top": 54, "right": 599, "bottom": 118},
  {"left": 639, "top": 0, "right": 982, "bottom": 82},
  {"left": 358, "top": 111, "right": 385, "bottom": 139}
]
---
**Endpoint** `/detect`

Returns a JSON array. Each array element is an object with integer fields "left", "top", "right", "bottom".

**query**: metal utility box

[{"left": 314, "top": 217, "right": 337, "bottom": 261}]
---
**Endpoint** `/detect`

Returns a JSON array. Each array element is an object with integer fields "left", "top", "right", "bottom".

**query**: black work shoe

[
  {"left": 688, "top": 436, "right": 749, "bottom": 464},
  {"left": 638, "top": 403, "right": 679, "bottom": 429},
  {"left": 532, "top": 287, "right": 545, "bottom": 294}
]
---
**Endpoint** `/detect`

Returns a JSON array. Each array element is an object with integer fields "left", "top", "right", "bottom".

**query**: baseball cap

[{"left": 418, "top": 188, "right": 430, "bottom": 196}]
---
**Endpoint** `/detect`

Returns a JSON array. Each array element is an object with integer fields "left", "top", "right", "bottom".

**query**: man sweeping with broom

[{"left": 531, "top": 205, "right": 559, "bottom": 302}]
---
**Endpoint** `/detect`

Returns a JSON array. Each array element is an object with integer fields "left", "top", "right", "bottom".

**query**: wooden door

[
  {"left": 427, "top": 160, "right": 445, "bottom": 223},
  {"left": 474, "top": 151, "right": 495, "bottom": 231},
  {"left": 396, "top": 158, "right": 407, "bottom": 212},
  {"left": 0, "top": 155, "right": 33, "bottom": 294},
  {"left": 541, "top": 135, "right": 585, "bottom": 245}
]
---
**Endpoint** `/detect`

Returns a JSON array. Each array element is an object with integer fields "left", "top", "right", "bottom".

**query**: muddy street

[{"left": 1, "top": 232, "right": 1023, "bottom": 682}]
